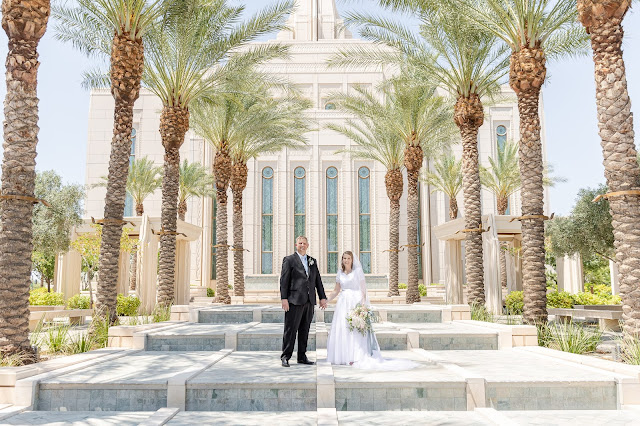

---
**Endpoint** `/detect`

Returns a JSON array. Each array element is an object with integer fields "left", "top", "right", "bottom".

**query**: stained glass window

[
  {"left": 262, "top": 167, "right": 274, "bottom": 274},
  {"left": 358, "top": 167, "right": 371, "bottom": 273},
  {"left": 496, "top": 125, "right": 507, "bottom": 152},
  {"left": 294, "top": 167, "right": 306, "bottom": 246},
  {"left": 326, "top": 167, "right": 338, "bottom": 273}
]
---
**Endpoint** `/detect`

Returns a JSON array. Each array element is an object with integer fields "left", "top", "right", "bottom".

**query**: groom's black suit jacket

[{"left": 280, "top": 252, "right": 327, "bottom": 305}]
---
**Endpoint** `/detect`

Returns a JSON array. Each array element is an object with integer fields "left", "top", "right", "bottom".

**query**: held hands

[
  {"left": 281, "top": 299, "right": 290, "bottom": 312},
  {"left": 319, "top": 299, "right": 328, "bottom": 310}
]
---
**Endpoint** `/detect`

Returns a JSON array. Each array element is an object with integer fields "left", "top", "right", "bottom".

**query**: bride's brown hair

[{"left": 341, "top": 251, "right": 354, "bottom": 272}]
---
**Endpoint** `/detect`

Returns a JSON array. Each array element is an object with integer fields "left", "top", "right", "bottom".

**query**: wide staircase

[{"left": 1, "top": 304, "right": 640, "bottom": 425}]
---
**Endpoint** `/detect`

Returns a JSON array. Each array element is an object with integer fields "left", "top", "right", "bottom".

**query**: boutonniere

[{"left": 308, "top": 258, "right": 315, "bottom": 267}]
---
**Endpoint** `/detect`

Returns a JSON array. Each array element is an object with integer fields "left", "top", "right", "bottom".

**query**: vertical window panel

[
  {"left": 294, "top": 167, "right": 306, "bottom": 244},
  {"left": 326, "top": 167, "right": 338, "bottom": 273},
  {"left": 261, "top": 167, "right": 274, "bottom": 274},
  {"left": 358, "top": 167, "right": 371, "bottom": 273}
]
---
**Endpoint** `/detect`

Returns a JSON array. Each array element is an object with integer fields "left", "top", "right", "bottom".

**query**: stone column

[
  {"left": 559, "top": 253, "right": 583, "bottom": 294},
  {"left": 117, "top": 251, "right": 130, "bottom": 296},
  {"left": 137, "top": 215, "right": 159, "bottom": 313},
  {"left": 444, "top": 240, "right": 463, "bottom": 304},
  {"left": 55, "top": 250, "right": 82, "bottom": 300},
  {"left": 175, "top": 240, "right": 191, "bottom": 305},
  {"left": 610, "top": 260, "right": 619, "bottom": 295},
  {"left": 482, "top": 215, "right": 502, "bottom": 314}
]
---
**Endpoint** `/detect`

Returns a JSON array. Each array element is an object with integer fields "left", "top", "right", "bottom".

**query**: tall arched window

[
  {"left": 496, "top": 125, "right": 507, "bottom": 152},
  {"left": 262, "top": 167, "right": 274, "bottom": 274},
  {"left": 326, "top": 167, "right": 338, "bottom": 273},
  {"left": 123, "top": 128, "right": 136, "bottom": 216},
  {"left": 294, "top": 167, "right": 306, "bottom": 244},
  {"left": 358, "top": 167, "right": 371, "bottom": 273}
]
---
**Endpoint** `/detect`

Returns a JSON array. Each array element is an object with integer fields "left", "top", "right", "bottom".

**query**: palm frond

[{"left": 179, "top": 159, "right": 215, "bottom": 203}]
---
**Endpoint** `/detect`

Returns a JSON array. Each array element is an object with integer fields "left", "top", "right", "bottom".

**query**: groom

[{"left": 280, "top": 235, "right": 327, "bottom": 367}]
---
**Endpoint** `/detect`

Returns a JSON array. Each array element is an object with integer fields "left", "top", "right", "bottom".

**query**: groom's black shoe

[
  {"left": 297, "top": 358, "right": 315, "bottom": 365},
  {"left": 281, "top": 357, "right": 290, "bottom": 367}
]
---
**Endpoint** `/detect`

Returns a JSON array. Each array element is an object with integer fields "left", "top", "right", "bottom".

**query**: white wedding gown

[{"left": 326, "top": 269, "right": 418, "bottom": 371}]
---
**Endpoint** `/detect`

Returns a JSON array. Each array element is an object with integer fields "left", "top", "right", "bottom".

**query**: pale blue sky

[{"left": 0, "top": 0, "right": 637, "bottom": 216}]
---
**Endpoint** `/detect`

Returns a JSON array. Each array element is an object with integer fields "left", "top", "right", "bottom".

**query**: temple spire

[{"left": 277, "top": 0, "right": 351, "bottom": 41}]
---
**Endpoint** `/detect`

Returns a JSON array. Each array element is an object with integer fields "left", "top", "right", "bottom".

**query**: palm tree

[
  {"left": 146, "top": 0, "right": 293, "bottom": 306},
  {"left": 97, "top": 157, "right": 162, "bottom": 290},
  {"left": 0, "top": 0, "right": 51, "bottom": 360},
  {"left": 328, "top": 78, "right": 454, "bottom": 299},
  {"left": 54, "top": 0, "right": 165, "bottom": 323},
  {"left": 424, "top": 154, "right": 463, "bottom": 220},
  {"left": 226, "top": 89, "right": 311, "bottom": 297},
  {"left": 578, "top": 0, "right": 639, "bottom": 335},
  {"left": 480, "top": 141, "right": 520, "bottom": 289},
  {"left": 333, "top": 7, "right": 508, "bottom": 306},
  {"left": 449, "top": 0, "right": 588, "bottom": 324},
  {"left": 178, "top": 160, "right": 215, "bottom": 221},
  {"left": 327, "top": 89, "right": 404, "bottom": 298}
]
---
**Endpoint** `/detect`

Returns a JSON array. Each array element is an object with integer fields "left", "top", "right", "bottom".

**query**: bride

[
  {"left": 326, "top": 251, "right": 382, "bottom": 366},
  {"left": 326, "top": 251, "right": 418, "bottom": 370}
]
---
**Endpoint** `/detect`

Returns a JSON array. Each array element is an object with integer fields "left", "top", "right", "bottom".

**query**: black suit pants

[{"left": 281, "top": 301, "right": 314, "bottom": 361}]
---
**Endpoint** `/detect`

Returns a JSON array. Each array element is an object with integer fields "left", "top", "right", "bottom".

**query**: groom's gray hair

[{"left": 296, "top": 235, "right": 308, "bottom": 243}]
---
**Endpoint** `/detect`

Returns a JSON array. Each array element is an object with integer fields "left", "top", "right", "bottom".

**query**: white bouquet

[{"left": 346, "top": 304, "right": 378, "bottom": 336}]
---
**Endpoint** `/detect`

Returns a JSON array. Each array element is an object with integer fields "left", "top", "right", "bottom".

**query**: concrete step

[{"left": 26, "top": 348, "right": 635, "bottom": 412}]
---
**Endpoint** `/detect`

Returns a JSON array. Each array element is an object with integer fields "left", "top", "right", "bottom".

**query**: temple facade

[{"left": 83, "top": 0, "right": 549, "bottom": 292}]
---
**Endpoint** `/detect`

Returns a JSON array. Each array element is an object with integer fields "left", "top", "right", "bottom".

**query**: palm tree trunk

[
  {"left": 0, "top": 0, "right": 49, "bottom": 360},
  {"left": 157, "top": 106, "right": 190, "bottom": 307},
  {"left": 511, "top": 47, "right": 548, "bottom": 324},
  {"left": 388, "top": 198, "right": 401, "bottom": 297},
  {"left": 231, "top": 161, "right": 248, "bottom": 297},
  {"left": 96, "top": 34, "right": 144, "bottom": 324},
  {"left": 454, "top": 94, "right": 485, "bottom": 306},
  {"left": 135, "top": 203, "right": 144, "bottom": 216},
  {"left": 498, "top": 199, "right": 508, "bottom": 289},
  {"left": 405, "top": 143, "right": 422, "bottom": 303},
  {"left": 214, "top": 149, "right": 232, "bottom": 304},
  {"left": 449, "top": 197, "right": 458, "bottom": 220},
  {"left": 579, "top": 4, "right": 640, "bottom": 335},
  {"left": 385, "top": 169, "right": 403, "bottom": 297},
  {"left": 178, "top": 200, "right": 187, "bottom": 221}
]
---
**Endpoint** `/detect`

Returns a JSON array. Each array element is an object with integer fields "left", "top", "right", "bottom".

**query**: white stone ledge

[
  {"left": 139, "top": 407, "right": 180, "bottom": 426},
  {"left": 0, "top": 405, "right": 29, "bottom": 422},
  {"left": 456, "top": 320, "right": 538, "bottom": 349}
]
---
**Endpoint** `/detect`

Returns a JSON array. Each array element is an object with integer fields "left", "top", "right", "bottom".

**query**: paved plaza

[{"left": 0, "top": 304, "right": 639, "bottom": 424}]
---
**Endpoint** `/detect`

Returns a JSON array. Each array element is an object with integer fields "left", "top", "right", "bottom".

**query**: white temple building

[{"left": 82, "top": 0, "right": 549, "bottom": 295}]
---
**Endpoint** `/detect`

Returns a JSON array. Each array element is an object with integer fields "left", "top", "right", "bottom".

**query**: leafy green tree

[
  {"left": 31, "top": 171, "right": 84, "bottom": 292},
  {"left": 144, "top": 0, "right": 293, "bottom": 305},
  {"left": 178, "top": 160, "right": 215, "bottom": 222},
  {"left": 425, "top": 154, "right": 463, "bottom": 220},
  {"left": 547, "top": 185, "right": 614, "bottom": 262},
  {"left": 54, "top": 0, "right": 166, "bottom": 324}
]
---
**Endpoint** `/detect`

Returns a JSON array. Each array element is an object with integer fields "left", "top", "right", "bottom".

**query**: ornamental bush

[
  {"left": 418, "top": 283, "right": 427, "bottom": 297},
  {"left": 117, "top": 294, "right": 141, "bottom": 316},
  {"left": 546, "top": 291, "right": 574, "bottom": 308},
  {"left": 66, "top": 294, "right": 90, "bottom": 309},
  {"left": 29, "top": 287, "right": 65, "bottom": 306},
  {"left": 398, "top": 283, "right": 407, "bottom": 289},
  {"left": 505, "top": 291, "right": 524, "bottom": 315},
  {"left": 207, "top": 287, "right": 215, "bottom": 297}
]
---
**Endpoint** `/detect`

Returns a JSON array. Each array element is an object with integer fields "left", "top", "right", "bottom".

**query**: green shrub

[
  {"left": 470, "top": 302, "right": 494, "bottom": 323},
  {"left": 505, "top": 291, "right": 524, "bottom": 315},
  {"left": 207, "top": 287, "right": 215, "bottom": 297},
  {"left": 117, "top": 294, "right": 141, "bottom": 316},
  {"left": 544, "top": 321, "right": 602, "bottom": 354},
  {"left": 29, "top": 287, "right": 64, "bottom": 306},
  {"left": 546, "top": 291, "right": 573, "bottom": 308},
  {"left": 618, "top": 333, "right": 640, "bottom": 365},
  {"left": 152, "top": 304, "right": 171, "bottom": 323},
  {"left": 66, "top": 294, "right": 90, "bottom": 310},
  {"left": 571, "top": 291, "right": 621, "bottom": 306},
  {"left": 398, "top": 283, "right": 407, "bottom": 289},
  {"left": 418, "top": 283, "right": 426, "bottom": 297}
]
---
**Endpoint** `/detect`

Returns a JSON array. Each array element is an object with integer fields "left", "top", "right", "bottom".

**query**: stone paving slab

[
  {"left": 1, "top": 411, "right": 154, "bottom": 425},
  {"left": 146, "top": 323, "right": 250, "bottom": 336},
  {"left": 332, "top": 351, "right": 466, "bottom": 411},
  {"left": 237, "top": 324, "right": 316, "bottom": 351},
  {"left": 338, "top": 410, "right": 493, "bottom": 425},
  {"left": 500, "top": 409, "right": 640, "bottom": 425},
  {"left": 40, "top": 351, "right": 216, "bottom": 385},
  {"left": 168, "top": 411, "right": 317, "bottom": 425},
  {"left": 189, "top": 351, "right": 316, "bottom": 386}
]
